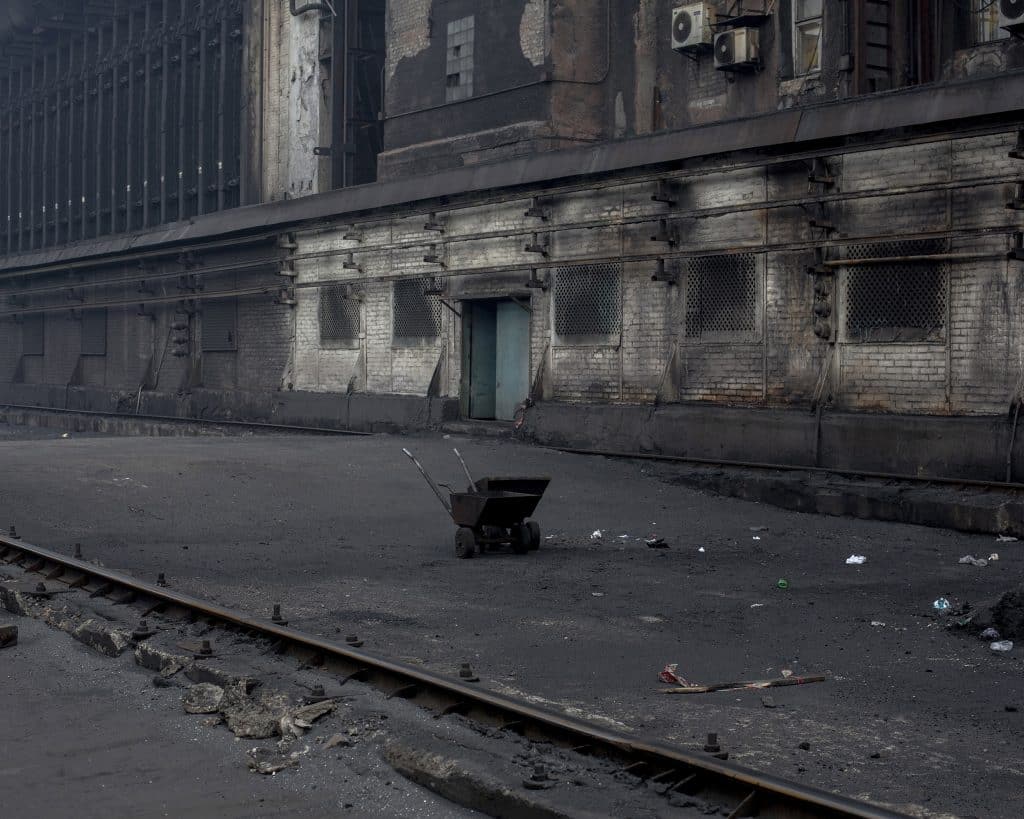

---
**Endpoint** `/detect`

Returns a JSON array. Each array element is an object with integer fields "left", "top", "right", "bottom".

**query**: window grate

[
  {"left": 684, "top": 253, "right": 757, "bottom": 339},
  {"left": 553, "top": 263, "right": 622, "bottom": 337},
  {"left": 844, "top": 239, "right": 948, "bottom": 342},
  {"left": 202, "top": 299, "right": 237, "bottom": 352},
  {"left": 22, "top": 314, "right": 44, "bottom": 356},
  {"left": 319, "top": 284, "right": 360, "bottom": 342},
  {"left": 393, "top": 278, "right": 442, "bottom": 340},
  {"left": 80, "top": 309, "right": 107, "bottom": 356}
]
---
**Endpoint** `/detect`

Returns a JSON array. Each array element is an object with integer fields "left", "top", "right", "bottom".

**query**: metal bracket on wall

[
  {"left": 1011, "top": 131, "right": 1024, "bottom": 160},
  {"left": 651, "top": 258, "right": 678, "bottom": 284},
  {"left": 1007, "top": 183, "right": 1024, "bottom": 211},
  {"left": 423, "top": 213, "right": 445, "bottom": 233},
  {"left": 524, "top": 232, "right": 549, "bottom": 256},
  {"left": 1009, "top": 232, "right": 1024, "bottom": 263},
  {"left": 341, "top": 252, "right": 361, "bottom": 271},
  {"left": 525, "top": 197, "right": 551, "bottom": 220},
  {"left": 649, "top": 219, "right": 678, "bottom": 246},
  {"left": 423, "top": 245, "right": 445, "bottom": 266},
  {"left": 275, "top": 287, "right": 297, "bottom": 307},
  {"left": 525, "top": 269, "right": 549, "bottom": 290},
  {"left": 438, "top": 299, "right": 461, "bottom": 319},
  {"left": 651, "top": 180, "right": 679, "bottom": 207}
]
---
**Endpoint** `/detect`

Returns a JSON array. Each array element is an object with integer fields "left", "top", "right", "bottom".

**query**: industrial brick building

[{"left": 1, "top": 1, "right": 1024, "bottom": 479}]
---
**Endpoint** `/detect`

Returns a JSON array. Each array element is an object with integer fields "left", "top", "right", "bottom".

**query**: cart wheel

[
  {"left": 511, "top": 524, "right": 531, "bottom": 555},
  {"left": 526, "top": 520, "right": 541, "bottom": 551},
  {"left": 455, "top": 527, "right": 476, "bottom": 559}
]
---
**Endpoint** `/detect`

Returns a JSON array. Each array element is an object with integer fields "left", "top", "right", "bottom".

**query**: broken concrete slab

[
  {"left": 0, "top": 623, "right": 17, "bottom": 648},
  {"left": 183, "top": 683, "right": 224, "bottom": 715},
  {"left": 70, "top": 619, "right": 132, "bottom": 657},
  {"left": 221, "top": 685, "right": 291, "bottom": 739},
  {"left": 246, "top": 747, "right": 297, "bottom": 776},
  {"left": 384, "top": 741, "right": 592, "bottom": 819}
]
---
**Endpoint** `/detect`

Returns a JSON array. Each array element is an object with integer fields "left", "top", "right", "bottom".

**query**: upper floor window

[
  {"left": 445, "top": 17, "right": 475, "bottom": 102},
  {"left": 793, "top": 0, "right": 823, "bottom": 75},
  {"left": 974, "top": 0, "right": 1009, "bottom": 43}
]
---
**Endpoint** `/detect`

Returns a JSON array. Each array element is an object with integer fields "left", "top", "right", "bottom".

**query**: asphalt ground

[{"left": 1, "top": 423, "right": 1021, "bottom": 817}]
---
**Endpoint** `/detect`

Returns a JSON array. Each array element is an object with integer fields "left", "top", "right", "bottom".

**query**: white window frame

[{"left": 793, "top": 0, "right": 823, "bottom": 76}]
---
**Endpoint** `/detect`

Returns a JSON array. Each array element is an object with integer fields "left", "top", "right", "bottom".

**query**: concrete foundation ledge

[
  {"left": 521, "top": 401, "right": 1020, "bottom": 483},
  {"left": 0, "top": 383, "right": 459, "bottom": 435}
]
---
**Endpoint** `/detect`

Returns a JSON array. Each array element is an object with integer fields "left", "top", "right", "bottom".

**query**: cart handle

[
  {"left": 402, "top": 448, "right": 452, "bottom": 515},
  {"left": 452, "top": 448, "right": 475, "bottom": 489}
]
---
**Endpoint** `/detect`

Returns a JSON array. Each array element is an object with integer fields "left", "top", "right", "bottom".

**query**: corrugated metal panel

[
  {"left": 202, "top": 299, "right": 237, "bottom": 352},
  {"left": 80, "top": 309, "right": 107, "bottom": 356},
  {"left": 22, "top": 314, "right": 43, "bottom": 355}
]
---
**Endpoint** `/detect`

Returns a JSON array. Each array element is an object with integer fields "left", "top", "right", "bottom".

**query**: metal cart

[{"left": 404, "top": 448, "right": 549, "bottom": 559}]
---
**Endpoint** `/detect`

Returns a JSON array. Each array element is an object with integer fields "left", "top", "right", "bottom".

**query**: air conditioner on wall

[
  {"left": 713, "top": 27, "right": 760, "bottom": 71},
  {"left": 671, "top": 3, "right": 714, "bottom": 52},
  {"left": 999, "top": 0, "right": 1024, "bottom": 33}
]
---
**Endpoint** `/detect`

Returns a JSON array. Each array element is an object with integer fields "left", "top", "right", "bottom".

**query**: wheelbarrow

[{"left": 403, "top": 448, "right": 549, "bottom": 559}]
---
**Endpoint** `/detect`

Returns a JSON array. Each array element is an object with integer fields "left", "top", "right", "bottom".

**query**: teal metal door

[
  {"left": 495, "top": 301, "right": 530, "bottom": 421},
  {"left": 468, "top": 302, "right": 497, "bottom": 419}
]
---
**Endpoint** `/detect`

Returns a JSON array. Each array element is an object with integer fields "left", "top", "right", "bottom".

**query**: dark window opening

[
  {"left": 685, "top": 254, "right": 758, "bottom": 341},
  {"left": 22, "top": 314, "right": 44, "bottom": 356},
  {"left": 393, "top": 279, "right": 442, "bottom": 342},
  {"left": 844, "top": 239, "right": 948, "bottom": 343},
  {"left": 320, "top": 284, "right": 360, "bottom": 344},
  {"left": 325, "top": 0, "right": 387, "bottom": 189},
  {"left": 81, "top": 309, "right": 107, "bottom": 356},
  {"left": 554, "top": 264, "right": 622, "bottom": 338},
  {"left": 202, "top": 298, "right": 237, "bottom": 352}
]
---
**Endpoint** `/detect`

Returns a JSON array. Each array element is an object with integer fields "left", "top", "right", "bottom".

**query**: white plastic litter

[
  {"left": 958, "top": 555, "right": 988, "bottom": 567},
  {"left": 590, "top": 530, "right": 603, "bottom": 541},
  {"left": 750, "top": 603, "right": 765, "bottom": 608},
  {"left": 996, "top": 535, "right": 1018, "bottom": 542},
  {"left": 989, "top": 553, "right": 1000, "bottom": 561},
  {"left": 697, "top": 546, "right": 706, "bottom": 553},
  {"left": 870, "top": 621, "right": 885, "bottom": 627},
  {"left": 980, "top": 627, "right": 1000, "bottom": 640},
  {"left": 990, "top": 640, "right": 1014, "bottom": 652},
  {"left": 845, "top": 555, "right": 867, "bottom": 565}
]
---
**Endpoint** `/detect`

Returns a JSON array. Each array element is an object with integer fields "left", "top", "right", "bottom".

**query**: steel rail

[
  {"left": 548, "top": 446, "right": 1024, "bottom": 493},
  {"left": 0, "top": 532, "right": 906, "bottom": 819},
  {"left": 0, "top": 404, "right": 370, "bottom": 436}
]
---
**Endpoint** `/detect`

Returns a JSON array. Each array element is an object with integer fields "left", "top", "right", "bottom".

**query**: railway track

[{"left": 0, "top": 531, "right": 906, "bottom": 819}]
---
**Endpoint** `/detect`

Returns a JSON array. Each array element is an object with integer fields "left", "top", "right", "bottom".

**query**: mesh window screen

[
  {"left": 684, "top": 254, "right": 757, "bottom": 339},
  {"left": 393, "top": 279, "right": 442, "bottom": 340},
  {"left": 22, "top": 315, "right": 44, "bottom": 355},
  {"left": 202, "top": 299, "right": 238, "bottom": 352},
  {"left": 554, "top": 263, "right": 622, "bottom": 337},
  {"left": 80, "top": 309, "right": 107, "bottom": 356},
  {"left": 319, "top": 285, "right": 360, "bottom": 343},
  {"left": 845, "top": 239, "right": 947, "bottom": 342}
]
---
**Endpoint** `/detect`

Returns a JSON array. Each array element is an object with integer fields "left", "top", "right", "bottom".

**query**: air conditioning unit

[
  {"left": 713, "top": 27, "right": 760, "bottom": 71},
  {"left": 671, "top": 3, "right": 714, "bottom": 52},
  {"left": 999, "top": 0, "right": 1024, "bottom": 34}
]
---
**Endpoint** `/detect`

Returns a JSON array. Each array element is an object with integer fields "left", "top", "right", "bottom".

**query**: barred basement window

[
  {"left": 319, "top": 285, "right": 361, "bottom": 345},
  {"left": 684, "top": 253, "right": 758, "bottom": 340},
  {"left": 22, "top": 315, "right": 44, "bottom": 356},
  {"left": 844, "top": 239, "right": 947, "bottom": 343},
  {"left": 393, "top": 279, "right": 442, "bottom": 341},
  {"left": 80, "top": 309, "right": 107, "bottom": 356},
  {"left": 553, "top": 263, "right": 622, "bottom": 338},
  {"left": 202, "top": 299, "right": 237, "bottom": 352}
]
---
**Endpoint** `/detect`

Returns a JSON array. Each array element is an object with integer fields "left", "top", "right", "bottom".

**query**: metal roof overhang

[{"left": 2, "top": 70, "right": 1023, "bottom": 276}]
